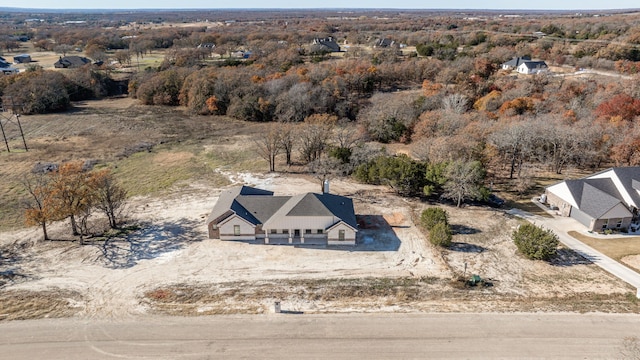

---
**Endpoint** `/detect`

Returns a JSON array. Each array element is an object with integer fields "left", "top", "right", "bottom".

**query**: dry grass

[
  {"left": 0, "top": 289, "right": 83, "bottom": 321},
  {"left": 568, "top": 231, "right": 640, "bottom": 271},
  {"left": 142, "top": 277, "right": 640, "bottom": 315}
]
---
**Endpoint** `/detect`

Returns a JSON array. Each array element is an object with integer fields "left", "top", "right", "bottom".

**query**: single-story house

[
  {"left": 206, "top": 185, "right": 358, "bottom": 246},
  {"left": 13, "top": 54, "right": 31, "bottom": 64},
  {"left": 517, "top": 60, "right": 548, "bottom": 74},
  {"left": 501, "top": 56, "right": 531, "bottom": 70},
  {"left": 54, "top": 56, "right": 91, "bottom": 68},
  {"left": 310, "top": 37, "right": 341, "bottom": 53},
  {"left": 545, "top": 167, "right": 640, "bottom": 231},
  {"left": 374, "top": 38, "right": 397, "bottom": 48}
]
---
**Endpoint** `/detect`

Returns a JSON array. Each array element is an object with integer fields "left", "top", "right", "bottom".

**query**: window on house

[
  {"left": 339, "top": 229, "right": 345, "bottom": 241},
  {"left": 602, "top": 219, "right": 609, "bottom": 230},
  {"left": 270, "top": 229, "right": 277, "bottom": 234},
  {"left": 294, "top": 229, "right": 300, "bottom": 237},
  {"left": 305, "top": 229, "right": 312, "bottom": 234},
  {"left": 616, "top": 219, "right": 623, "bottom": 228},
  {"left": 234, "top": 225, "right": 240, "bottom": 236},
  {"left": 283, "top": 229, "right": 289, "bottom": 234},
  {"left": 317, "top": 229, "right": 323, "bottom": 234}
]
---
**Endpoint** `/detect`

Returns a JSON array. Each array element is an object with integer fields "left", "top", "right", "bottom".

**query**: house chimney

[{"left": 323, "top": 179, "right": 330, "bottom": 194}]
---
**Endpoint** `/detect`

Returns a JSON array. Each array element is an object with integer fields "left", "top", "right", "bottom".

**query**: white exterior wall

[
  {"left": 218, "top": 215, "right": 256, "bottom": 240},
  {"left": 327, "top": 222, "right": 356, "bottom": 245}
]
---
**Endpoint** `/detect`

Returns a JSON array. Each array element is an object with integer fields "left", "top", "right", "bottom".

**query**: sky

[{"left": 5, "top": 0, "right": 640, "bottom": 10}]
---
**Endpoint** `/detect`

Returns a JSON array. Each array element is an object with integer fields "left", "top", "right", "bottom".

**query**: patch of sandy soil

[{"left": 0, "top": 172, "right": 445, "bottom": 319}]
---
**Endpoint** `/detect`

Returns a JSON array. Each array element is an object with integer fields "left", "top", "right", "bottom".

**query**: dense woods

[{"left": 3, "top": 9, "right": 640, "bottom": 205}]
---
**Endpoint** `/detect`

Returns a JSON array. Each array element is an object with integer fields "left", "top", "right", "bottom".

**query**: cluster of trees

[
  {"left": 0, "top": 68, "right": 114, "bottom": 114},
  {"left": 24, "top": 162, "right": 127, "bottom": 242},
  {"left": 420, "top": 207, "right": 452, "bottom": 247},
  {"left": 354, "top": 154, "right": 488, "bottom": 206}
]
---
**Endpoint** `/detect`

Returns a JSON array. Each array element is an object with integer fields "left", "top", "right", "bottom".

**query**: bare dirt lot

[{"left": 1, "top": 98, "right": 638, "bottom": 320}]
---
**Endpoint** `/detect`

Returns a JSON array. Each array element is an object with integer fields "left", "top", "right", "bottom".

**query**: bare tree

[
  {"left": 91, "top": 169, "right": 128, "bottom": 229},
  {"left": 443, "top": 160, "right": 486, "bottom": 207},
  {"left": 278, "top": 123, "right": 296, "bottom": 166},
  {"left": 442, "top": 93, "right": 469, "bottom": 114},
  {"left": 255, "top": 126, "right": 283, "bottom": 172},
  {"left": 308, "top": 156, "right": 344, "bottom": 192},
  {"left": 299, "top": 114, "right": 336, "bottom": 163}
]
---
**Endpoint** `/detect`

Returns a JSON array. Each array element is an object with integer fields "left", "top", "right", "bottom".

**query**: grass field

[{"left": 568, "top": 231, "right": 640, "bottom": 272}]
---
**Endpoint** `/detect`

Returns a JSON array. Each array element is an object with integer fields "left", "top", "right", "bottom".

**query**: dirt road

[{"left": 1, "top": 313, "right": 638, "bottom": 359}]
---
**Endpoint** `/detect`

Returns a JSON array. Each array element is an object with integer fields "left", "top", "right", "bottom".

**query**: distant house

[
  {"left": 517, "top": 60, "right": 548, "bottom": 75},
  {"left": 374, "top": 38, "right": 397, "bottom": 48},
  {"left": 54, "top": 56, "right": 91, "bottom": 68},
  {"left": 13, "top": 54, "right": 31, "bottom": 64},
  {"left": 206, "top": 185, "right": 358, "bottom": 246},
  {"left": 197, "top": 43, "right": 216, "bottom": 49},
  {"left": 501, "top": 56, "right": 531, "bottom": 70},
  {"left": 1, "top": 68, "right": 19, "bottom": 75},
  {"left": 0, "top": 58, "right": 10, "bottom": 68},
  {"left": 545, "top": 167, "right": 640, "bottom": 232},
  {"left": 310, "top": 37, "right": 341, "bottom": 53}
]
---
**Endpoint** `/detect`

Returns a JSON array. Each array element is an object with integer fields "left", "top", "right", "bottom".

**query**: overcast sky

[{"left": 6, "top": 0, "right": 640, "bottom": 10}]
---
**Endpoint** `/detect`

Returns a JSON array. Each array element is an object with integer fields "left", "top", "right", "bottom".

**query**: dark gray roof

[
  {"left": 206, "top": 186, "right": 274, "bottom": 225},
  {"left": 287, "top": 193, "right": 334, "bottom": 217},
  {"left": 207, "top": 185, "right": 357, "bottom": 230},
  {"left": 503, "top": 56, "right": 531, "bottom": 67},
  {"left": 610, "top": 167, "right": 640, "bottom": 208},
  {"left": 577, "top": 182, "right": 622, "bottom": 218},
  {"left": 315, "top": 193, "right": 358, "bottom": 229},
  {"left": 521, "top": 60, "right": 548, "bottom": 69},
  {"left": 236, "top": 195, "right": 290, "bottom": 223}
]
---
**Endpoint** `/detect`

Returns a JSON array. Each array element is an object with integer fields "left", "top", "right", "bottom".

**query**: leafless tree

[
  {"left": 442, "top": 93, "right": 469, "bottom": 114},
  {"left": 255, "top": 126, "right": 283, "bottom": 172}
]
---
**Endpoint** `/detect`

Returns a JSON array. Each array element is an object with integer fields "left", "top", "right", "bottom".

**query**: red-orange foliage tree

[{"left": 596, "top": 94, "right": 640, "bottom": 122}]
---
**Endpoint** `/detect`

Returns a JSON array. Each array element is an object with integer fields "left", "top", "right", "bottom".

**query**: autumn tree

[
  {"left": 596, "top": 93, "right": 640, "bottom": 122},
  {"left": 48, "top": 162, "right": 96, "bottom": 238},
  {"left": 23, "top": 175, "right": 55, "bottom": 241}
]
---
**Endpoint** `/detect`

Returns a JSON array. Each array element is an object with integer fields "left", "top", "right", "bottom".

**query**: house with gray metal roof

[
  {"left": 517, "top": 60, "right": 549, "bottom": 74},
  {"left": 206, "top": 185, "right": 357, "bottom": 245},
  {"left": 501, "top": 56, "right": 531, "bottom": 70},
  {"left": 545, "top": 167, "right": 640, "bottom": 231}
]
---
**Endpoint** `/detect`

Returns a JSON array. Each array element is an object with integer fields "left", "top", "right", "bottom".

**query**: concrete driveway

[{"left": 509, "top": 206, "right": 640, "bottom": 294}]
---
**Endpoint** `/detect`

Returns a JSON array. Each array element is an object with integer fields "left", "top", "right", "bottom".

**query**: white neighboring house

[
  {"left": 206, "top": 185, "right": 358, "bottom": 246},
  {"left": 517, "top": 60, "right": 549, "bottom": 75},
  {"left": 545, "top": 167, "right": 640, "bottom": 232}
]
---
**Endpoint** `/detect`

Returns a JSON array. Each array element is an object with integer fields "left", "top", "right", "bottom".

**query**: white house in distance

[
  {"left": 501, "top": 56, "right": 548, "bottom": 74},
  {"left": 545, "top": 167, "right": 640, "bottom": 232},
  {"left": 206, "top": 185, "right": 358, "bottom": 246}
]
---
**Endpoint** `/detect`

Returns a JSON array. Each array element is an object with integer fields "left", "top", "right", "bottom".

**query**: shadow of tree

[
  {"left": 448, "top": 242, "right": 486, "bottom": 253},
  {"left": 549, "top": 248, "right": 594, "bottom": 267},
  {"left": 0, "top": 242, "right": 33, "bottom": 288},
  {"left": 90, "top": 217, "right": 206, "bottom": 269},
  {"left": 451, "top": 224, "right": 482, "bottom": 235}
]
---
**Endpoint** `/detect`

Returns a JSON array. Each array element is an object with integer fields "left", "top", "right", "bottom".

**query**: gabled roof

[
  {"left": 206, "top": 186, "right": 273, "bottom": 225},
  {"left": 588, "top": 167, "right": 640, "bottom": 209},
  {"left": 208, "top": 185, "right": 357, "bottom": 230},
  {"left": 54, "top": 56, "right": 91, "bottom": 68},
  {"left": 519, "top": 60, "right": 548, "bottom": 69},
  {"left": 502, "top": 56, "right": 531, "bottom": 67},
  {"left": 547, "top": 167, "right": 640, "bottom": 219}
]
